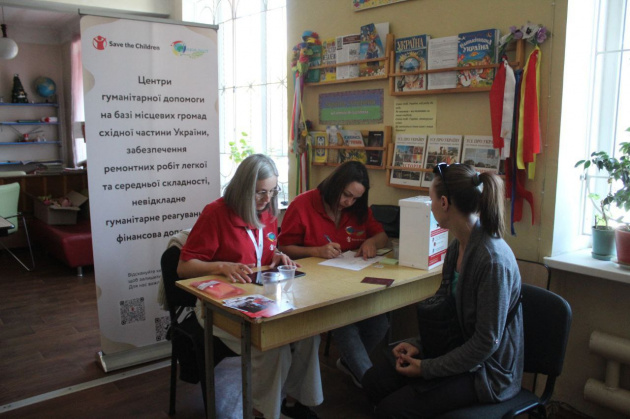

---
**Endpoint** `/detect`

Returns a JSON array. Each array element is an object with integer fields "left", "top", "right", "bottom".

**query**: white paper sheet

[{"left": 318, "top": 250, "right": 385, "bottom": 271}]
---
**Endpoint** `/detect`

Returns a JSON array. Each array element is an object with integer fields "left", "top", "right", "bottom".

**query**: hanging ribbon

[
  {"left": 489, "top": 57, "right": 507, "bottom": 151},
  {"left": 489, "top": 57, "right": 516, "bottom": 160},
  {"left": 517, "top": 46, "right": 541, "bottom": 179},
  {"left": 505, "top": 68, "right": 535, "bottom": 235}
]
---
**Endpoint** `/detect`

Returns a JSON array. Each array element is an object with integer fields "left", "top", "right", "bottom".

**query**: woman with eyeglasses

[
  {"left": 278, "top": 161, "right": 389, "bottom": 389},
  {"left": 362, "top": 163, "right": 523, "bottom": 418},
  {"left": 178, "top": 154, "right": 323, "bottom": 419}
]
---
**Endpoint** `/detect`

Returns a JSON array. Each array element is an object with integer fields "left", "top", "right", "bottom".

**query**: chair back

[
  {"left": 160, "top": 246, "right": 198, "bottom": 317},
  {"left": 522, "top": 283, "right": 572, "bottom": 378},
  {"left": 517, "top": 259, "right": 551, "bottom": 289},
  {"left": 0, "top": 182, "right": 20, "bottom": 234}
]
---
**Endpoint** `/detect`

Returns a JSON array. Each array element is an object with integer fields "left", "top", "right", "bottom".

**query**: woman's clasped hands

[{"left": 392, "top": 341, "right": 422, "bottom": 377}]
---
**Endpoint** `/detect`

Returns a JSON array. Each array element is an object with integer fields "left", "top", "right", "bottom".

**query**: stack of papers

[{"left": 318, "top": 250, "right": 385, "bottom": 271}]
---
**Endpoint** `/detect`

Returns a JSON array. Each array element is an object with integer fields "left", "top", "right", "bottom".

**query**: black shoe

[{"left": 281, "top": 399, "right": 318, "bottom": 419}]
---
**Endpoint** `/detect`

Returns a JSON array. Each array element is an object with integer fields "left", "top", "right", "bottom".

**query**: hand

[
  {"left": 395, "top": 353, "right": 422, "bottom": 377},
  {"left": 269, "top": 251, "right": 301, "bottom": 268},
  {"left": 391, "top": 342, "right": 419, "bottom": 359},
  {"left": 318, "top": 242, "right": 342, "bottom": 259},
  {"left": 355, "top": 238, "right": 377, "bottom": 260},
  {"left": 221, "top": 262, "right": 255, "bottom": 283}
]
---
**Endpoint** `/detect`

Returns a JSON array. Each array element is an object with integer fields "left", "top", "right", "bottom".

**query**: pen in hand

[{"left": 324, "top": 234, "right": 342, "bottom": 258}]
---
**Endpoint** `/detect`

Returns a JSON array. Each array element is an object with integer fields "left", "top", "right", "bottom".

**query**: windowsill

[{"left": 544, "top": 249, "right": 630, "bottom": 285}]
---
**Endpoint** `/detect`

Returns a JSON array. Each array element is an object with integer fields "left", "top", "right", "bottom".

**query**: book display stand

[
  {"left": 311, "top": 126, "right": 392, "bottom": 170},
  {"left": 388, "top": 38, "right": 525, "bottom": 96},
  {"left": 305, "top": 34, "right": 395, "bottom": 86}
]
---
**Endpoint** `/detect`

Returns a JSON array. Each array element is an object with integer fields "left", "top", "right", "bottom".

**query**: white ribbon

[{"left": 246, "top": 228, "right": 263, "bottom": 267}]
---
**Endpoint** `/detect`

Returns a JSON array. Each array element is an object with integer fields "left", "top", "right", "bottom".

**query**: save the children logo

[
  {"left": 93, "top": 36, "right": 107, "bottom": 50},
  {"left": 170, "top": 40, "right": 209, "bottom": 59}
]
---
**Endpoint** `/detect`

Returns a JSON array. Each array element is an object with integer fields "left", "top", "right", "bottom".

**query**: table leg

[
  {"left": 241, "top": 319, "right": 253, "bottom": 419},
  {"left": 204, "top": 304, "right": 216, "bottom": 419}
]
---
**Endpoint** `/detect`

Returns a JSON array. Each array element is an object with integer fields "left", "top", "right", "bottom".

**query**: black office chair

[
  {"left": 437, "top": 283, "right": 572, "bottom": 419},
  {"left": 517, "top": 258, "right": 551, "bottom": 290},
  {"left": 160, "top": 245, "right": 238, "bottom": 416}
]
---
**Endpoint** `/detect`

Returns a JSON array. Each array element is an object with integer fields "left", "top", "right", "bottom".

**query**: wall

[
  {"left": 286, "top": 1, "right": 630, "bottom": 418},
  {"left": 287, "top": 0, "right": 566, "bottom": 263}
]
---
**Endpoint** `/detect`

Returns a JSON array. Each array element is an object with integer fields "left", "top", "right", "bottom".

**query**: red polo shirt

[
  {"left": 180, "top": 197, "right": 278, "bottom": 265},
  {"left": 278, "top": 189, "right": 384, "bottom": 251}
]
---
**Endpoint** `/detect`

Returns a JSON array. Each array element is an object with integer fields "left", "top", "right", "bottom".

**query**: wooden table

[{"left": 177, "top": 256, "right": 442, "bottom": 419}]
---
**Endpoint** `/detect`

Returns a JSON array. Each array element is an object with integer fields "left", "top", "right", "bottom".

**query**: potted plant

[{"left": 575, "top": 140, "right": 630, "bottom": 262}]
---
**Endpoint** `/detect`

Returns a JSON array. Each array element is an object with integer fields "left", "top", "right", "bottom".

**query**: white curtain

[{"left": 183, "top": 0, "right": 288, "bottom": 200}]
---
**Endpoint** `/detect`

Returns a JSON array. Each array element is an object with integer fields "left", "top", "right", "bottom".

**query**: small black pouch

[
  {"left": 416, "top": 293, "right": 464, "bottom": 359},
  {"left": 370, "top": 204, "right": 400, "bottom": 238}
]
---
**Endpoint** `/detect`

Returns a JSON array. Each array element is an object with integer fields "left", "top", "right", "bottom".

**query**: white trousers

[{"left": 197, "top": 303, "right": 323, "bottom": 418}]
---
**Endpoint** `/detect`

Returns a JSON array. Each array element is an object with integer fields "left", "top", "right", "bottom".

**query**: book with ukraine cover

[
  {"left": 456, "top": 29, "right": 499, "bottom": 88},
  {"left": 394, "top": 34, "right": 429, "bottom": 92}
]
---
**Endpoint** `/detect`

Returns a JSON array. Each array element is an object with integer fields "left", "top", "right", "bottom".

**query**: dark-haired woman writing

[
  {"left": 362, "top": 163, "right": 523, "bottom": 418},
  {"left": 278, "top": 161, "right": 389, "bottom": 388}
]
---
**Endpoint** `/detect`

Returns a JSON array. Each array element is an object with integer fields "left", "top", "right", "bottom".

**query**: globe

[{"left": 35, "top": 77, "right": 56, "bottom": 99}]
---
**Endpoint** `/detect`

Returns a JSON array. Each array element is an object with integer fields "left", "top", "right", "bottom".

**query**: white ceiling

[
  {"left": 1, "top": 5, "right": 78, "bottom": 30},
  {"left": 0, "top": 4, "right": 80, "bottom": 44}
]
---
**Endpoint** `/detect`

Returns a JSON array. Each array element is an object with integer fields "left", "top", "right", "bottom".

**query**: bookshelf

[
  {"left": 0, "top": 103, "right": 62, "bottom": 169},
  {"left": 312, "top": 126, "right": 392, "bottom": 170},
  {"left": 388, "top": 38, "right": 525, "bottom": 96},
  {"left": 305, "top": 34, "right": 394, "bottom": 87}
]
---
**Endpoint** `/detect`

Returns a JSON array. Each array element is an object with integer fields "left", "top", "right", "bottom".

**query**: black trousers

[{"left": 362, "top": 347, "right": 478, "bottom": 419}]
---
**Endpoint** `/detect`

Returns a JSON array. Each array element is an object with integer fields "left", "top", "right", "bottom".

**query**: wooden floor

[{"left": 0, "top": 249, "right": 373, "bottom": 418}]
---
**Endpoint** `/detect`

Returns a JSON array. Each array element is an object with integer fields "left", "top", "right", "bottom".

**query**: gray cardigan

[{"left": 420, "top": 221, "right": 524, "bottom": 403}]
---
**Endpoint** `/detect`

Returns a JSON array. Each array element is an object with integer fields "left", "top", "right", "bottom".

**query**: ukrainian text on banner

[
  {"left": 319, "top": 89, "right": 384, "bottom": 125},
  {"left": 81, "top": 15, "right": 219, "bottom": 365}
]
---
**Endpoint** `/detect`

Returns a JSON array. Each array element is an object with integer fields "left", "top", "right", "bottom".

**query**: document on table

[{"left": 318, "top": 250, "right": 385, "bottom": 271}]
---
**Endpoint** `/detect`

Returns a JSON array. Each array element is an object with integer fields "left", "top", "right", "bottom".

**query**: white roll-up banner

[{"left": 81, "top": 15, "right": 219, "bottom": 369}]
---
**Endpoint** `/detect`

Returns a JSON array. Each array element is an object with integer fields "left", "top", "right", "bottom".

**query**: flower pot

[
  {"left": 615, "top": 227, "right": 630, "bottom": 264},
  {"left": 592, "top": 226, "right": 616, "bottom": 260}
]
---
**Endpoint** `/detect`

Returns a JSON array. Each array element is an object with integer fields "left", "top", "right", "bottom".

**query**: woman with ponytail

[{"left": 362, "top": 163, "right": 523, "bottom": 418}]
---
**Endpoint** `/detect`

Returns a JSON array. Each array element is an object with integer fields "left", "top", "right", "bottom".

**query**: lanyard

[{"left": 246, "top": 227, "right": 263, "bottom": 267}]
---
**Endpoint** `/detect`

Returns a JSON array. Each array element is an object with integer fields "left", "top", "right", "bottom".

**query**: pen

[{"left": 324, "top": 234, "right": 332, "bottom": 243}]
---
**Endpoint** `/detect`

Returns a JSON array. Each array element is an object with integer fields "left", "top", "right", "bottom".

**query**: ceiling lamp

[{"left": 0, "top": 7, "right": 18, "bottom": 60}]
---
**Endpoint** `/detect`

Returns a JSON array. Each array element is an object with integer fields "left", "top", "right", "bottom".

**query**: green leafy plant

[
  {"left": 228, "top": 132, "right": 254, "bottom": 163},
  {"left": 575, "top": 139, "right": 630, "bottom": 229}
]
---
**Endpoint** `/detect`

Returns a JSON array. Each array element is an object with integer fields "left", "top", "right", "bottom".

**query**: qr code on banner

[
  {"left": 120, "top": 297, "right": 145, "bottom": 325},
  {"left": 155, "top": 316, "right": 170, "bottom": 341}
]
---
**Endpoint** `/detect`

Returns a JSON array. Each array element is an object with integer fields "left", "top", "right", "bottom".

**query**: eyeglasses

[
  {"left": 432, "top": 162, "right": 451, "bottom": 203},
  {"left": 255, "top": 187, "right": 281, "bottom": 199}
]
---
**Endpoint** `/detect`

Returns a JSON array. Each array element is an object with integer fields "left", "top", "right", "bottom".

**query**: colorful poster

[
  {"left": 352, "top": 0, "right": 409, "bottom": 11},
  {"left": 81, "top": 15, "right": 219, "bottom": 368},
  {"left": 319, "top": 89, "right": 384, "bottom": 124}
]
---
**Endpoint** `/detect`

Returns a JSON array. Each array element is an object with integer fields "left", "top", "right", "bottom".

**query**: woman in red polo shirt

[
  {"left": 178, "top": 154, "right": 322, "bottom": 419},
  {"left": 278, "top": 161, "right": 389, "bottom": 388}
]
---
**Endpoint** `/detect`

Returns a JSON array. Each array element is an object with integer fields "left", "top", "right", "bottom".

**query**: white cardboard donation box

[{"left": 398, "top": 196, "right": 449, "bottom": 270}]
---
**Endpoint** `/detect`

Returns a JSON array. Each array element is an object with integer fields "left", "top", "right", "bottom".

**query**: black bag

[
  {"left": 370, "top": 204, "right": 400, "bottom": 238},
  {"left": 416, "top": 294, "right": 464, "bottom": 359}
]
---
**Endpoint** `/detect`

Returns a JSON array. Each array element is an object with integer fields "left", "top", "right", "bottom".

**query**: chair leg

[
  {"left": 0, "top": 215, "right": 35, "bottom": 271},
  {"left": 169, "top": 350, "right": 177, "bottom": 415},
  {"left": 22, "top": 215, "right": 35, "bottom": 270},
  {"left": 324, "top": 330, "right": 332, "bottom": 357}
]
